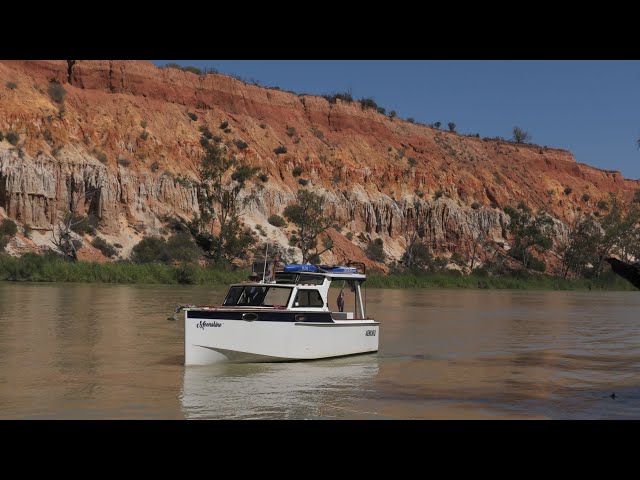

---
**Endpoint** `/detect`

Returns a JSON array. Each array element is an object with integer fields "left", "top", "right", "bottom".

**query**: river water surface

[{"left": 0, "top": 283, "right": 638, "bottom": 419}]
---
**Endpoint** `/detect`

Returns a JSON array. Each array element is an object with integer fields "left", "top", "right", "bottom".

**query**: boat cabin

[{"left": 221, "top": 263, "right": 368, "bottom": 319}]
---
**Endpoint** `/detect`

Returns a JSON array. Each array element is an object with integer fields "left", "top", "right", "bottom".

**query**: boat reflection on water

[{"left": 180, "top": 355, "right": 380, "bottom": 419}]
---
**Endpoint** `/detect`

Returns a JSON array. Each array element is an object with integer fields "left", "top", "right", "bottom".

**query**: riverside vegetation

[{"left": 0, "top": 253, "right": 634, "bottom": 289}]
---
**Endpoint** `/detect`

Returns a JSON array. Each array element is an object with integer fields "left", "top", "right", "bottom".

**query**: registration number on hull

[{"left": 365, "top": 330, "right": 376, "bottom": 337}]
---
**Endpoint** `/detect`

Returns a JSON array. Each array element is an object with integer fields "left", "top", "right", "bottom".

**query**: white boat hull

[{"left": 184, "top": 310, "right": 379, "bottom": 365}]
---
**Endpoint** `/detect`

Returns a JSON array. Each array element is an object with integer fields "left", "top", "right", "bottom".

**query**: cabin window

[
  {"left": 223, "top": 287, "right": 245, "bottom": 306},
  {"left": 223, "top": 286, "right": 292, "bottom": 307},
  {"left": 293, "top": 289, "right": 324, "bottom": 308},
  {"left": 262, "top": 287, "right": 293, "bottom": 307},
  {"left": 297, "top": 274, "right": 325, "bottom": 285},
  {"left": 237, "top": 286, "right": 268, "bottom": 306},
  {"left": 275, "top": 273, "right": 297, "bottom": 284}
]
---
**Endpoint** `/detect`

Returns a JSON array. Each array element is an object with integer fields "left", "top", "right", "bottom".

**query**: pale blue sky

[{"left": 154, "top": 60, "right": 640, "bottom": 179}]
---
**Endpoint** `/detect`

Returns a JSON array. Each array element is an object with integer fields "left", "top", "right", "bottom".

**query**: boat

[{"left": 178, "top": 262, "right": 379, "bottom": 365}]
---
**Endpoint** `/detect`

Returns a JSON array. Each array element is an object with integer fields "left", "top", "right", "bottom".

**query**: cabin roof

[
  {"left": 230, "top": 271, "right": 367, "bottom": 288},
  {"left": 277, "top": 270, "right": 367, "bottom": 280}
]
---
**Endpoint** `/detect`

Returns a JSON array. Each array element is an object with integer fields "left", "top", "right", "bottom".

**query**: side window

[
  {"left": 297, "top": 275, "right": 325, "bottom": 285},
  {"left": 223, "top": 286, "right": 244, "bottom": 306},
  {"left": 309, "top": 290, "right": 323, "bottom": 307},
  {"left": 293, "top": 290, "right": 324, "bottom": 308}
]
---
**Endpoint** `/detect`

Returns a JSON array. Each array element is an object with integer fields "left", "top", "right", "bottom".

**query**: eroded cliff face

[{"left": 0, "top": 60, "right": 637, "bottom": 269}]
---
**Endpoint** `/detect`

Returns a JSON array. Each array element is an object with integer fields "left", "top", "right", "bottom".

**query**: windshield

[{"left": 223, "top": 286, "right": 293, "bottom": 307}]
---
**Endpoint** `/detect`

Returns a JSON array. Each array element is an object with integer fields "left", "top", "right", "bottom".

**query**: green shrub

[
  {"left": 96, "top": 151, "right": 108, "bottom": 164},
  {"left": 0, "top": 219, "right": 18, "bottom": 236},
  {"left": 117, "top": 157, "right": 130, "bottom": 167},
  {"left": 139, "top": 130, "right": 149, "bottom": 140},
  {"left": 268, "top": 214, "right": 287, "bottom": 228},
  {"left": 175, "top": 175, "right": 194, "bottom": 188},
  {"left": 164, "top": 64, "right": 204, "bottom": 75},
  {"left": 365, "top": 238, "right": 386, "bottom": 262},
  {"left": 471, "top": 202, "right": 481, "bottom": 210},
  {"left": 407, "top": 157, "right": 417, "bottom": 167},
  {"left": 564, "top": 186, "right": 573, "bottom": 195},
  {"left": 167, "top": 232, "right": 202, "bottom": 263},
  {"left": 322, "top": 92, "right": 353, "bottom": 104},
  {"left": 140, "top": 120, "right": 147, "bottom": 129},
  {"left": 131, "top": 236, "right": 170, "bottom": 264},
  {"left": 274, "top": 145, "right": 287, "bottom": 155},
  {"left": 187, "top": 112, "right": 198, "bottom": 121},
  {"left": 150, "top": 161, "right": 160, "bottom": 172},
  {"left": 528, "top": 256, "right": 546, "bottom": 272},
  {"left": 286, "top": 127, "right": 297, "bottom": 137},
  {"left": 200, "top": 125, "right": 213, "bottom": 139},
  {"left": 1, "top": 219, "right": 18, "bottom": 252},
  {"left": 181, "top": 66, "right": 202, "bottom": 75},
  {"left": 359, "top": 98, "right": 378, "bottom": 110},
  {"left": 258, "top": 173, "right": 269, "bottom": 183},
  {"left": 176, "top": 263, "right": 197, "bottom": 284},
  {"left": 346, "top": 232, "right": 353, "bottom": 241},
  {"left": 311, "top": 127, "right": 324, "bottom": 140},
  {"left": 219, "top": 121, "right": 229, "bottom": 129},
  {"left": 48, "top": 81, "right": 66, "bottom": 104},
  {"left": 298, "top": 178, "right": 308, "bottom": 186},
  {"left": 6, "top": 81, "right": 17, "bottom": 90},
  {"left": 91, "top": 237, "right": 117, "bottom": 258},
  {"left": 234, "top": 139, "right": 249, "bottom": 150},
  {"left": 23, "top": 224, "right": 32, "bottom": 239},
  {"left": 292, "top": 166, "right": 303, "bottom": 177},
  {"left": 0, "top": 219, "right": 18, "bottom": 252},
  {"left": 5, "top": 131, "right": 19, "bottom": 146}
]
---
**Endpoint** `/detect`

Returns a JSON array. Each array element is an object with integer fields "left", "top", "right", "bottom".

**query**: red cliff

[{"left": 0, "top": 60, "right": 637, "bottom": 270}]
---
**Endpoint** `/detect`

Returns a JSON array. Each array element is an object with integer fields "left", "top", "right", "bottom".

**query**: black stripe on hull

[{"left": 186, "top": 310, "right": 334, "bottom": 323}]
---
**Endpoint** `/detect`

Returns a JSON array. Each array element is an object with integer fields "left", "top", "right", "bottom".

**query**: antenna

[{"left": 262, "top": 242, "right": 269, "bottom": 283}]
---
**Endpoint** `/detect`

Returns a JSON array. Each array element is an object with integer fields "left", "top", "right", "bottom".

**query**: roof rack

[
  {"left": 281, "top": 261, "right": 366, "bottom": 275},
  {"left": 252, "top": 260, "right": 366, "bottom": 280}
]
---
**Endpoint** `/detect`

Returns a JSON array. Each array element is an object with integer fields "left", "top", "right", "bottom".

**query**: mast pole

[
  {"left": 356, "top": 281, "right": 366, "bottom": 319},
  {"left": 262, "top": 243, "right": 269, "bottom": 283}
]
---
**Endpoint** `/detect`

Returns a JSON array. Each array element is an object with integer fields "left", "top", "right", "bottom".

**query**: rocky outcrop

[{"left": 0, "top": 60, "right": 638, "bottom": 268}]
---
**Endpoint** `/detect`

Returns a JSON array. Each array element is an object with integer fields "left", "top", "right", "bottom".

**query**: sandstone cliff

[{"left": 0, "top": 60, "right": 637, "bottom": 271}]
